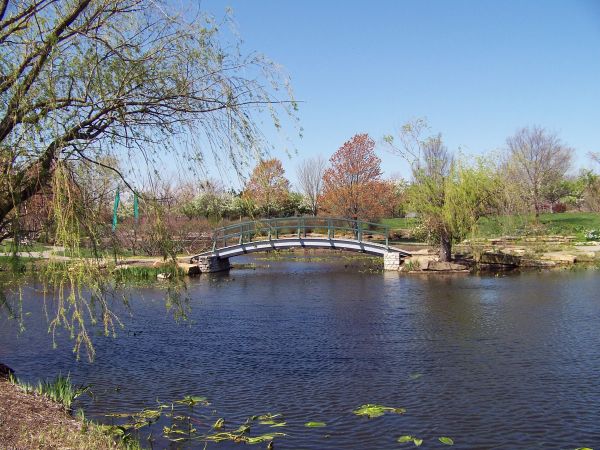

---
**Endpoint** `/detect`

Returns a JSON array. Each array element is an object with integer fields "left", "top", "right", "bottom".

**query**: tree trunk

[{"left": 439, "top": 233, "right": 452, "bottom": 262}]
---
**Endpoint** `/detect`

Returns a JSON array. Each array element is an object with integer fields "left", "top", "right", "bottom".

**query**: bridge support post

[
  {"left": 383, "top": 252, "right": 402, "bottom": 271},
  {"left": 197, "top": 256, "right": 231, "bottom": 273}
]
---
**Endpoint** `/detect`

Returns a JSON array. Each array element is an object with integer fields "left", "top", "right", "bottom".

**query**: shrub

[{"left": 585, "top": 229, "right": 600, "bottom": 241}]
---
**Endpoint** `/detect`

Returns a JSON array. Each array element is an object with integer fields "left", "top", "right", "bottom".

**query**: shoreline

[
  {"left": 2, "top": 237, "right": 600, "bottom": 277},
  {"left": 0, "top": 368, "right": 123, "bottom": 449}
]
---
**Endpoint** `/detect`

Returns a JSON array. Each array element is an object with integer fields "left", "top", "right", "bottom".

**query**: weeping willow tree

[
  {"left": 0, "top": 0, "right": 298, "bottom": 237},
  {"left": 386, "top": 119, "right": 501, "bottom": 261},
  {"left": 0, "top": 0, "right": 298, "bottom": 359}
]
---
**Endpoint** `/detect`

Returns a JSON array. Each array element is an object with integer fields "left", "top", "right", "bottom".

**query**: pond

[{"left": 1, "top": 255, "right": 599, "bottom": 449}]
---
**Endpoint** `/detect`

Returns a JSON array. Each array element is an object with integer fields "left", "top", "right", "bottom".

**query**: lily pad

[
  {"left": 397, "top": 435, "right": 423, "bottom": 447},
  {"left": 175, "top": 395, "right": 208, "bottom": 407},
  {"left": 439, "top": 436, "right": 454, "bottom": 445},
  {"left": 270, "top": 422, "right": 287, "bottom": 427},
  {"left": 353, "top": 404, "right": 405, "bottom": 418},
  {"left": 305, "top": 421, "right": 327, "bottom": 427}
]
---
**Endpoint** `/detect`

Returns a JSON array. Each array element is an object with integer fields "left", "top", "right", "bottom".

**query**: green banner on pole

[
  {"left": 112, "top": 189, "right": 120, "bottom": 231},
  {"left": 133, "top": 193, "right": 139, "bottom": 224}
]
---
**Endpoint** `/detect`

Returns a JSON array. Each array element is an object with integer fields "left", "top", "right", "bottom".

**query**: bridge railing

[{"left": 211, "top": 217, "right": 389, "bottom": 251}]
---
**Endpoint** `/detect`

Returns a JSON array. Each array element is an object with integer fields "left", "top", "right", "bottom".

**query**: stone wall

[
  {"left": 383, "top": 252, "right": 402, "bottom": 271},
  {"left": 197, "top": 256, "right": 231, "bottom": 273}
]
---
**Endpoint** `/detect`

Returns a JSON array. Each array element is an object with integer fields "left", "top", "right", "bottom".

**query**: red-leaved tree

[{"left": 320, "top": 134, "right": 393, "bottom": 221}]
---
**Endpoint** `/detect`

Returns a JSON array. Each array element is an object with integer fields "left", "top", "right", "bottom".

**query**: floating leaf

[
  {"left": 413, "top": 438, "right": 423, "bottom": 446},
  {"left": 398, "top": 435, "right": 414, "bottom": 443},
  {"left": 205, "top": 431, "right": 244, "bottom": 443},
  {"left": 213, "top": 418, "right": 225, "bottom": 429},
  {"left": 246, "top": 433, "right": 286, "bottom": 444},
  {"left": 255, "top": 413, "right": 282, "bottom": 421},
  {"left": 105, "top": 412, "right": 134, "bottom": 418},
  {"left": 233, "top": 424, "right": 251, "bottom": 434},
  {"left": 353, "top": 404, "right": 405, "bottom": 418},
  {"left": 136, "top": 409, "right": 161, "bottom": 420},
  {"left": 439, "top": 436, "right": 454, "bottom": 445},
  {"left": 175, "top": 395, "right": 209, "bottom": 407},
  {"left": 410, "top": 373, "right": 423, "bottom": 380},
  {"left": 270, "top": 422, "right": 286, "bottom": 427},
  {"left": 305, "top": 421, "right": 326, "bottom": 427}
]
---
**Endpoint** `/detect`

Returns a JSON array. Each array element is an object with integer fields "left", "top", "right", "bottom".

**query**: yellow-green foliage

[
  {"left": 42, "top": 164, "right": 121, "bottom": 360},
  {"left": 443, "top": 159, "right": 502, "bottom": 242},
  {"left": 408, "top": 157, "right": 501, "bottom": 244}
]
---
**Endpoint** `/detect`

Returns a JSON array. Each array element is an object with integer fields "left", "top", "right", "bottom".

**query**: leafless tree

[
  {"left": 296, "top": 156, "right": 326, "bottom": 216},
  {"left": 504, "top": 126, "right": 573, "bottom": 217}
]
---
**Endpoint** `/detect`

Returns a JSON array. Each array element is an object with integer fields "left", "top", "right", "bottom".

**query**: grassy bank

[
  {"left": 474, "top": 212, "right": 600, "bottom": 240},
  {"left": 383, "top": 212, "right": 600, "bottom": 242},
  {"left": 0, "top": 375, "right": 130, "bottom": 449},
  {"left": 380, "top": 217, "right": 418, "bottom": 229}
]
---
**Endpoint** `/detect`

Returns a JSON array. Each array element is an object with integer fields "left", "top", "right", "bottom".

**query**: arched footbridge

[{"left": 190, "top": 217, "right": 411, "bottom": 272}]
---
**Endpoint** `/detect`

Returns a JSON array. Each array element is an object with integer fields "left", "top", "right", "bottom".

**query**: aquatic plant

[
  {"left": 305, "top": 421, "right": 327, "bottom": 427},
  {"left": 102, "top": 397, "right": 291, "bottom": 447},
  {"left": 398, "top": 435, "right": 423, "bottom": 446},
  {"left": 352, "top": 404, "right": 406, "bottom": 418},
  {"left": 9, "top": 373, "right": 89, "bottom": 410}
]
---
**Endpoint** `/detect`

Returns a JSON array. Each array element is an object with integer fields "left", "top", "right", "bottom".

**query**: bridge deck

[{"left": 191, "top": 237, "right": 411, "bottom": 261}]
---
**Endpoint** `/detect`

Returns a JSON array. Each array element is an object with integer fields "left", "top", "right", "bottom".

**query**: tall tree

[
  {"left": 0, "top": 0, "right": 297, "bottom": 240},
  {"left": 244, "top": 159, "right": 290, "bottom": 217},
  {"left": 296, "top": 156, "right": 326, "bottom": 216},
  {"left": 320, "top": 133, "right": 391, "bottom": 221},
  {"left": 386, "top": 119, "right": 499, "bottom": 261},
  {"left": 0, "top": 0, "right": 298, "bottom": 360},
  {"left": 504, "top": 126, "right": 573, "bottom": 217}
]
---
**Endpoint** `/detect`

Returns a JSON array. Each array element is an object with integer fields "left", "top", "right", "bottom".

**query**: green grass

[
  {"left": 382, "top": 212, "right": 600, "bottom": 241},
  {"left": 380, "top": 217, "right": 418, "bottom": 229},
  {"left": 52, "top": 247, "right": 139, "bottom": 258},
  {"left": 475, "top": 212, "right": 600, "bottom": 240},
  {"left": 0, "top": 241, "right": 51, "bottom": 254},
  {"left": 539, "top": 212, "right": 600, "bottom": 235},
  {"left": 9, "top": 374, "right": 89, "bottom": 410},
  {"left": 0, "top": 255, "right": 31, "bottom": 272},
  {"left": 113, "top": 265, "right": 186, "bottom": 282}
]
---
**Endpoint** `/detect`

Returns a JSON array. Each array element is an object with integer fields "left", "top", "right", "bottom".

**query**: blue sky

[{"left": 199, "top": 0, "right": 600, "bottom": 187}]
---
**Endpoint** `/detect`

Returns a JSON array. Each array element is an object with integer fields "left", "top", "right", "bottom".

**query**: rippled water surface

[{"left": 1, "top": 256, "right": 600, "bottom": 449}]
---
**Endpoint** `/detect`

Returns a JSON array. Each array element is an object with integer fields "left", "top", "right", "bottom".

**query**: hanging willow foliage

[
  {"left": 40, "top": 164, "right": 122, "bottom": 360},
  {"left": 32, "top": 164, "right": 188, "bottom": 360}
]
